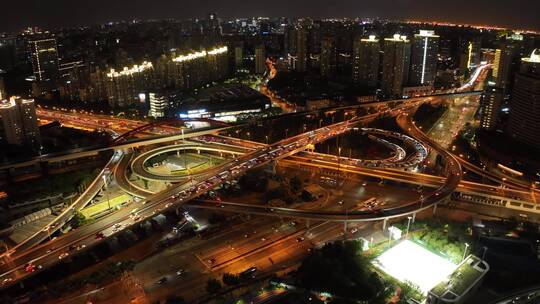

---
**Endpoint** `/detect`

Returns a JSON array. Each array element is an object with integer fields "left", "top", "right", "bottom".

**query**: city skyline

[
  {"left": 2, "top": 0, "right": 540, "bottom": 32},
  {"left": 1, "top": 5, "right": 540, "bottom": 304}
]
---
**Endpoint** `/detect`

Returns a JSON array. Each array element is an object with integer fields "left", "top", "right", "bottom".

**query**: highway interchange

[{"left": 4, "top": 63, "right": 539, "bottom": 302}]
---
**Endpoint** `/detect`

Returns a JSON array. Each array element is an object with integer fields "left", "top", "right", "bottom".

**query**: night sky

[{"left": 2, "top": 0, "right": 539, "bottom": 32}]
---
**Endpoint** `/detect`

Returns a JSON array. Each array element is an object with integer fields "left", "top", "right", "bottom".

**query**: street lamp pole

[
  {"left": 102, "top": 175, "right": 111, "bottom": 210},
  {"left": 338, "top": 147, "right": 342, "bottom": 185},
  {"left": 181, "top": 128, "right": 187, "bottom": 175},
  {"left": 462, "top": 242, "right": 470, "bottom": 261},
  {"left": 406, "top": 216, "right": 412, "bottom": 238},
  {"left": 481, "top": 246, "right": 488, "bottom": 260}
]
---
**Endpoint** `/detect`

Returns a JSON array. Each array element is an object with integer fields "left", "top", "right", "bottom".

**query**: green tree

[
  {"left": 69, "top": 212, "right": 86, "bottom": 229},
  {"left": 295, "top": 241, "right": 379, "bottom": 301},
  {"left": 289, "top": 176, "right": 303, "bottom": 194},
  {"left": 206, "top": 278, "right": 222, "bottom": 294},
  {"left": 222, "top": 273, "right": 241, "bottom": 286}
]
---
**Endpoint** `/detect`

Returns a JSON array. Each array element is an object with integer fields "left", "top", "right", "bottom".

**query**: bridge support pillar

[
  {"left": 306, "top": 220, "right": 310, "bottom": 228},
  {"left": 433, "top": 204, "right": 438, "bottom": 215},
  {"left": 343, "top": 221, "right": 348, "bottom": 233},
  {"left": 382, "top": 218, "right": 388, "bottom": 230},
  {"left": 412, "top": 212, "right": 416, "bottom": 223}
]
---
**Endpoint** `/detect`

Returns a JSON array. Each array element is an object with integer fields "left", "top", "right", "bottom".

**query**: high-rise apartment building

[
  {"left": 410, "top": 30, "right": 440, "bottom": 86},
  {"left": 352, "top": 35, "right": 380, "bottom": 88},
  {"left": 234, "top": 45, "right": 244, "bottom": 70},
  {"left": 205, "top": 13, "right": 222, "bottom": 42},
  {"left": 295, "top": 26, "right": 308, "bottom": 72},
  {"left": 255, "top": 44, "right": 266, "bottom": 75},
  {"left": 507, "top": 49, "right": 540, "bottom": 149},
  {"left": 28, "top": 36, "right": 59, "bottom": 82},
  {"left": 105, "top": 61, "right": 154, "bottom": 108},
  {"left": 0, "top": 76, "right": 5, "bottom": 100},
  {"left": 480, "top": 86, "right": 503, "bottom": 130},
  {"left": 382, "top": 34, "right": 411, "bottom": 97},
  {"left": 154, "top": 46, "right": 229, "bottom": 92},
  {"left": 0, "top": 96, "right": 40, "bottom": 147},
  {"left": 320, "top": 37, "right": 337, "bottom": 77},
  {"left": 148, "top": 92, "right": 169, "bottom": 118}
]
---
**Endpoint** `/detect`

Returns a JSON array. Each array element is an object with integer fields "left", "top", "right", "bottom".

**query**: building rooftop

[
  {"left": 385, "top": 34, "right": 409, "bottom": 42},
  {"left": 416, "top": 30, "right": 440, "bottom": 38},
  {"left": 522, "top": 49, "right": 540, "bottom": 63},
  {"left": 429, "top": 255, "right": 489, "bottom": 301},
  {"left": 106, "top": 61, "right": 153, "bottom": 78},
  {"left": 361, "top": 35, "right": 379, "bottom": 42}
]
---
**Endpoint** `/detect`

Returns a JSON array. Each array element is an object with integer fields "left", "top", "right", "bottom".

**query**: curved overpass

[
  {"left": 126, "top": 114, "right": 460, "bottom": 222},
  {"left": 130, "top": 143, "right": 248, "bottom": 182},
  {"left": 111, "top": 118, "right": 231, "bottom": 144}
]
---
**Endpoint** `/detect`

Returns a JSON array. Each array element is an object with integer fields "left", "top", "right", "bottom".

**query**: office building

[
  {"left": 480, "top": 86, "right": 503, "bottom": 130},
  {"left": 320, "top": 37, "right": 337, "bottom": 77},
  {"left": 493, "top": 34, "right": 524, "bottom": 94},
  {"left": 255, "top": 44, "right": 266, "bottom": 74},
  {"left": 176, "top": 84, "right": 271, "bottom": 122},
  {"left": 410, "top": 30, "right": 440, "bottom": 86},
  {"left": 352, "top": 35, "right": 380, "bottom": 88},
  {"left": 0, "top": 41, "right": 16, "bottom": 72},
  {"left": 467, "top": 38, "right": 482, "bottom": 69},
  {"left": 507, "top": 49, "right": 540, "bottom": 149},
  {"left": 28, "top": 36, "right": 59, "bottom": 82},
  {"left": 105, "top": 61, "right": 154, "bottom": 108},
  {"left": 295, "top": 26, "right": 308, "bottom": 72},
  {"left": 382, "top": 34, "right": 411, "bottom": 97},
  {"left": 0, "top": 96, "right": 40, "bottom": 147}
]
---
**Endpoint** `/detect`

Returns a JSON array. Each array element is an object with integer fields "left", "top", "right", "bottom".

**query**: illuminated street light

[{"left": 406, "top": 216, "right": 413, "bottom": 237}]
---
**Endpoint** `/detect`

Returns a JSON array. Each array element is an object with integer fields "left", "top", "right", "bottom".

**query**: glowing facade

[
  {"left": 28, "top": 37, "right": 59, "bottom": 82},
  {"left": 410, "top": 30, "right": 439, "bottom": 85},
  {"left": 480, "top": 86, "right": 503, "bottom": 130}
]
